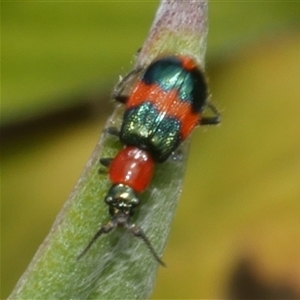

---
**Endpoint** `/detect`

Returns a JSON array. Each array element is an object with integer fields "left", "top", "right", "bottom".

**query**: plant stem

[{"left": 8, "top": 1, "right": 208, "bottom": 299}]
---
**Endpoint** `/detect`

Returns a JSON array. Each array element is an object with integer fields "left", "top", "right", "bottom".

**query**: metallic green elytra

[
  {"left": 141, "top": 56, "right": 207, "bottom": 112},
  {"left": 120, "top": 55, "right": 208, "bottom": 162},
  {"left": 120, "top": 102, "right": 181, "bottom": 162}
]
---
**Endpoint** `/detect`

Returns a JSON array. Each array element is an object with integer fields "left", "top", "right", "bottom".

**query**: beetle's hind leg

[
  {"left": 99, "top": 158, "right": 113, "bottom": 168},
  {"left": 99, "top": 125, "right": 120, "bottom": 173},
  {"left": 98, "top": 157, "right": 113, "bottom": 174}
]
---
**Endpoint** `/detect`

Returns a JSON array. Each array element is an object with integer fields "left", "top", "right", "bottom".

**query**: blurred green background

[{"left": 2, "top": 2, "right": 300, "bottom": 299}]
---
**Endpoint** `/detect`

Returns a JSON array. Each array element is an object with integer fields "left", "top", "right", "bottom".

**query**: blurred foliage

[
  {"left": 2, "top": 1, "right": 299, "bottom": 125},
  {"left": 1, "top": 2, "right": 300, "bottom": 299},
  {"left": 2, "top": 2, "right": 156, "bottom": 124},
  {"left": 153, "top": 33, "right": 300, "bottom": 299}
]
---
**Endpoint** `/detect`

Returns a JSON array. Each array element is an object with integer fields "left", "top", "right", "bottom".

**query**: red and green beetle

[{"left": 78, "top": 55, "right": 220, "bottom": 265}]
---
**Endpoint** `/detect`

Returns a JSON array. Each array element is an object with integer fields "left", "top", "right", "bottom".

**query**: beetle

[{"left": 78, "top": 55, "right": 220, "bottom": 265}]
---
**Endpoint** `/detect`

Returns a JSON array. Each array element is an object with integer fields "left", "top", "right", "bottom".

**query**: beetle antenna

[
  {"left": 77, "top": 221, "right": 116, "bottom": 260},
  {"left": 127, "top": 223, "right": 166, "bottom": 267},
  {"left": 77, "top": 215, "right": 166, "bottom": 267}
]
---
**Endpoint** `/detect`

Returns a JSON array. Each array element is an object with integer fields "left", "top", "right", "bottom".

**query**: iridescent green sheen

[
  {"left": 120, "top": 102, "right": 181, "bottom": 162},
  {"left": 142, "top": 56, "right": 207, "bottom": 112}
]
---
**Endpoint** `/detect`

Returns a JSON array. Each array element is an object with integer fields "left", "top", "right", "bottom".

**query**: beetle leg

[
  {"left": 114, "top": 95, "right": 128, "bottom": 104},
  {"left": 112, "top": 67, "right": 143, "bottom": 104},
  {"left": 99, "top": 158, "right": 113, "bottom": 168},
  {"left": 200, "top": 103, "right": 221, "bottom": 125},
  {"left": 105, "top": 126, "right": 120, "bottom": 137}
]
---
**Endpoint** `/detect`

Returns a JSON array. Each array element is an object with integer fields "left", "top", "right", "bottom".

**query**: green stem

[{"left": 8, "top": 1, "right": 208, "bottom": 299}]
